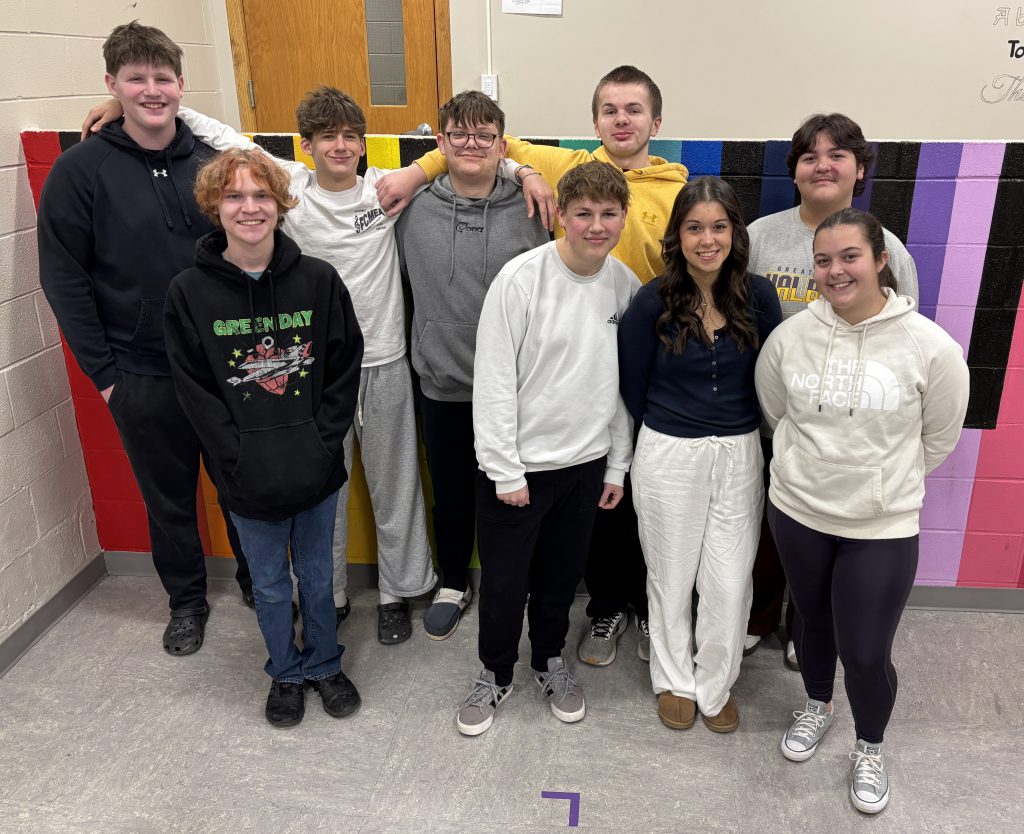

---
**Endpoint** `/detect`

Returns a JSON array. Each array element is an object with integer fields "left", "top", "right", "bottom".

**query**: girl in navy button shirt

[{"left": 619, "top": 176, "right": 781, "bottom": 733}]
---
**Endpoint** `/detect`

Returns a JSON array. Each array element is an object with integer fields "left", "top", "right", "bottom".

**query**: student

[
  {"left": 164, "top": 148, "right": 363, "bottom": 727},
  {"left": 395, "top": 91, "right": 549, "bottom": 640},
  {"left": 744, "top": 113, "right": 920, "bottom": 668},
  {"left": 755, "top": 208, "right": 968, "bottom": 813},
  {"left": 619, "top": 177, "right": 781, "bottom": 733},
  {"left": 457, "top": 162, "right": 639, "bottom": 736},
  {"left": 379, "top": 65, "right": 688, "bottom": 667},
  {"left": 38, "top": 21, "right": 255, "bottom": 656}
]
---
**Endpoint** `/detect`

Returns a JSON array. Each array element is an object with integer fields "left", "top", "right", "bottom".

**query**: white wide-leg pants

[{"left": 632, "top": 425, "right": 763, "bottom": 717}]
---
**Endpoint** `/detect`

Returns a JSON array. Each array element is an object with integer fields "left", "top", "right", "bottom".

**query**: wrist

[{"left": 515, "top": 164, "right": 539, "bottom": 184}]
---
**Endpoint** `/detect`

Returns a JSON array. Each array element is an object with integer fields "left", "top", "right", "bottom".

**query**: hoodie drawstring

[
  {"left": 245, "top": 277, "right": 257, "bottom": 353},
  {"left": 447, "top": 194, "right": 494, "bottom": 285},
  {"left": 143, "top": 150, "right": 193, "bottom": 229},
  {"left": 849, "top": 327, "right": 869, "bottom": 417},
  {"left": 447, "top": 198, "right": 458, "bottom": 284},
  {"left": 143, "top": 154, "right": 175, "bottom": 230},
  {"left": 816, "top": 319, "right": 838, "bottom": 413},
  {"left": 480, "top": 199, "right": 491, "bottom": 281},
  {"left": 164, "top": 152, "right": 193, "bottom": 229}
]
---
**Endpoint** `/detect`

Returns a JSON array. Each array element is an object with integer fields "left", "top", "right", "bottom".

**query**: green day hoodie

[
  {"left": 164, "top": 229, "right": 364, "bottom": 522},
  {"left": 754, "top": 290, "right": 969, "bottom": 539}
]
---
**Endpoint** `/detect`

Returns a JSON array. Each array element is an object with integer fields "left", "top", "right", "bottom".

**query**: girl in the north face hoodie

[{"left": 755, "top": 208, "right": 969, "bottom": 815}]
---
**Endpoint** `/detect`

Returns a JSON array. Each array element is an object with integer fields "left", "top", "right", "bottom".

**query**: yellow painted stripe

[{"left": 365, "top": 135, "right": 402, "bottom": 170}]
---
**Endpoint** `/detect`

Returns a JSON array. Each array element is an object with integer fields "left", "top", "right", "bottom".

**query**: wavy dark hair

[
  {"left": 814, "top": 207, "right": 898, "bottom": 292},
  {"left": 656, "top": 177, "right": 759, "bottom": 354}
]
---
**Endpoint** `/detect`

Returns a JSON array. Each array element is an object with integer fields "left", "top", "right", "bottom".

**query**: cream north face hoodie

[{"left": 755, "top": 290, "right": 970, "bottom": 538}]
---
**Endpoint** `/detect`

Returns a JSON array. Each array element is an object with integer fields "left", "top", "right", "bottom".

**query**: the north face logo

[
  {"left": 152, "top": 169, "right": 168, "bottom": 177},
  {"left": 607, "top": 313, "right": 620, "bottom": 325}
]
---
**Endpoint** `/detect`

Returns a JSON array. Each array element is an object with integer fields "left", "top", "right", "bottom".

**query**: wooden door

[{"left": 228, "top": 0, "right": 451, "bottom": 134}]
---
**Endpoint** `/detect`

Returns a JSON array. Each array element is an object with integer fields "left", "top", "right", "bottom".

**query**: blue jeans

[{"left": 230, "top": 491, "right": 343, "bottom": 683}]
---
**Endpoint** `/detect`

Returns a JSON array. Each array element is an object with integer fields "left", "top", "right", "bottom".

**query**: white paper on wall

[{"left": 501, "top": 0, "right": 562, "bottom": 15}]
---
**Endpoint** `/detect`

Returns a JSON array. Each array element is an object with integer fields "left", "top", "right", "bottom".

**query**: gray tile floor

[{"left": 1, "top": 576, "right": 1022, "bottom": 833}]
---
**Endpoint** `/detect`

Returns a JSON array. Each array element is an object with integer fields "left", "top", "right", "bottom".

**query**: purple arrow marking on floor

[{"left": 541, "top": 791, "right": 580, "bottom": 827}]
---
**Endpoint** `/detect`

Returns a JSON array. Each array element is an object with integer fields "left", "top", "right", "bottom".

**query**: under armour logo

[
  {"left": 607, "top": 312, "right": 620, "bottom": 325},
  {"left": 152, "top": 169, "right": 168, "bottom": 177}
]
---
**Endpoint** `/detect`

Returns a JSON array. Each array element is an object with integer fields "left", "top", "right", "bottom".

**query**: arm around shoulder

[{"left": 755, "top": 327, "right": 790, "bottom": 432}]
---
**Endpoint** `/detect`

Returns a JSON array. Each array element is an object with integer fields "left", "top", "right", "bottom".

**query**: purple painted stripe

[
  {"left": 934, "top": 143, "right": 1006, "bottom": 351},
  {"left": 906, "top": 143, "right": 961, "bottom": 312},
  {"left": 919, "top": 429, "right": 983, "bottom": 584}
]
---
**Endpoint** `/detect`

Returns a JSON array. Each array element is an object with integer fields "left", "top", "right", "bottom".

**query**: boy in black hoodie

[
  {"left": 36, "top": 21, "right": 254, "bottom": 656},
  {"left": 165, "top": 148, "right": 363, "bottom": 727}
]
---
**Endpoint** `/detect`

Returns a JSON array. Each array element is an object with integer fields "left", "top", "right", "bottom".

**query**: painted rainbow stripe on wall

[{"left": 21, "top": 132, "right": 1024, "bottom": 589}]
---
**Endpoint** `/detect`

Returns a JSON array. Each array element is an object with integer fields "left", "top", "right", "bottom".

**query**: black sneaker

[
  {"left": 265, "top": 681, "right": 305, "bottom": 727},
  {"left": 336, "top": 599, "right": 352, "bottom": 627},
  {"left": 311, "top": 671, "right": 361, "bottom": 718}
]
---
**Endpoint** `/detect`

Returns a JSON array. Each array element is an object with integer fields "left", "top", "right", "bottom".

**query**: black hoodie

[
  {"left": 164, "top": 229, "right": 364, "bottom": 521},
  {"left": 37, "top": 119, "right": 217, "bottom": 391}
]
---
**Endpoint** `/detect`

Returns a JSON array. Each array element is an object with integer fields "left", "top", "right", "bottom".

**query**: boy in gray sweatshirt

[{"left": 396, "top": 91, "right": 549, "bottom": 640}]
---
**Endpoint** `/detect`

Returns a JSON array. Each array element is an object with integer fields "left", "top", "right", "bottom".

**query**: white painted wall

[
  {"left": 451, "top": 0, "right": 1024, "bottom": 141},
  {"left": 0, "top": 0, "right": 232, "bottom": 647}
]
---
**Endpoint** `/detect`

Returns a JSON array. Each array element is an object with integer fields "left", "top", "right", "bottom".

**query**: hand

[
  {"left": 100, "top": 384, "right": 115, "bottom": 404},
  {"left": 375, "top": 165, "right": 428, "bottom": 216},
  {"left": 520, "top": 173, "right": 556, "bottom": 231},
  {"left": 81, "top": 98, "right": 123, "bottom": 141},
  {"left": 497, "top": 485, "right": 530, "bottom": 507},
  {"left": 598, "top": 483, "right": 623, "bottom": 510}
]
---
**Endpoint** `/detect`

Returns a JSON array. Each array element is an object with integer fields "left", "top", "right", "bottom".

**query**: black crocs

[
  {"left": 376, "top": 601, "right": 411, "bottom": 645},
  {"left": 162, "top": 606, "right": 210, "bottom": 656}
]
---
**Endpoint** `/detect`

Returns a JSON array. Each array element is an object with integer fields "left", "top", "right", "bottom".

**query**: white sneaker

[
  {"left": 850, "top": 739, "right": 889, "bottom": 814},
  {"left": 577, "top": 611, "right": 628, "bottom": 666}
]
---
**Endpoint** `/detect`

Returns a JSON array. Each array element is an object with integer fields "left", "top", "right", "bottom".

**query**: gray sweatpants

[{"left": 332, "top": 357, "right": 437, "bottom": 598}]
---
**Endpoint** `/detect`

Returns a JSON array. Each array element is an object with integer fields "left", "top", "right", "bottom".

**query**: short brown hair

[
  {"left": 556, "top": 161, "right": 630, "bottom": 212},
  {"left": 295, "top": 85, "right": 367, "bottom": 140},
  {"left": 103, "top": 21, "right": 183, "bottom": 77},
  {"left": 786, "top": 113, "right": 875, "bottom": 197},
  {"left": 438, "top": 90, "right": 505, "bottom": 136},
  {"left": 194, "top": 149, "right": 298, "bottom": 228},
  {"left": 591, "top": 66, "right": 663, "bottom": 121},
  {"left": 815, "top": 208, "right": 898, "bottom": 292}
]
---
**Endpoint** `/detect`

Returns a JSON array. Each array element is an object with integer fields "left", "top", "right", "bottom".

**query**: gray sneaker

[
  {"left": 577, "top": 611, "right": 628, "bottom": 666},
  {"left": 781, "top": 699, "right": 835, "bottom": 761},
  {"left": 850, "top": 739, "right": 889, "bottom": 814},
  {"left": 456, "top": 670, "right": 512, "bottom": 736},
  {"left": 636, "top": 617, "right": 650, "bottom": 662},
  {"left": 535, "top": 657, "right": 586, "bottom": 723}
]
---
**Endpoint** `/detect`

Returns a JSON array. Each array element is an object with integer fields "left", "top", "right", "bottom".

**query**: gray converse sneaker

[
  {"left": 850, "top": 739, "right": 889, "bottom": 814},
  {"left": 636, "top": 617, "right": 650, "bottom": 662},
  {"left": 424, "top": 586, "right": 472, "bottom": 640},
  {"left": 781, "top": 699, "right": 835, "bottom": 761},
  {"left": 577, "top": 611, "right": 628, "bottom": 666},
  {"left": 535, "top": 657, "right": 586, "bottom": 723},
  {"left": 456, "top": 670, "right": 512, "bottom": 736}
]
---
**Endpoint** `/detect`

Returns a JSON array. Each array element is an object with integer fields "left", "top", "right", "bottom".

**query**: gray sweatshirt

[{"left": 396, "top": 174, "right": 550, "bottom": 402}]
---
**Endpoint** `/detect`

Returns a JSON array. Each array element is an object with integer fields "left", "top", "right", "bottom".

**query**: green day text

[{"left": 213, "top": 310, "right": 313, "bottom": 337}]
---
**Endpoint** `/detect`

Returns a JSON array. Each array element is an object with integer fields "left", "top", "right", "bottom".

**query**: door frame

[{"left": 224, "top": 0, "right": 453, "bottom": 133}]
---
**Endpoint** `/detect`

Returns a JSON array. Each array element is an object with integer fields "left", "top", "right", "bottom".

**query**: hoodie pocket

[
  {"left": 774, "top": 444, "right": 884, "bottom": 521},
  {"left": 229, "top": 420, "right": 335, "bottom": 509},
  {"left": 414, "top": 320, "right": 478, "bottom": 392},
  {"left": 129, "top": 297, "right": 167, "bottom": 350}
]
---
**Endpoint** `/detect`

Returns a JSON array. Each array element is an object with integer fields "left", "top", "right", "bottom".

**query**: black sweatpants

[
  {"left": 476, "top": 458, "right": 604, "bottom": 687},
  {"left": 419, "top": 395, "right": 477, "bottom": 593},
  {"left": 583, "top": 474, "right": 649, "bottom": 622},
  {"left": 767, "top": 500, "right": 918, "bottom": 744},
  {"left": 748, "top": 436, "right": 795, "bottom": 638},
  {"left": 107, "top": 372, "right": 209, "bottom": 613}
]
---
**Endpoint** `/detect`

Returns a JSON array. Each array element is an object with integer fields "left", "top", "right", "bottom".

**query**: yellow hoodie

[{"left": 415, "top": 139, "right": 688, "bottom": 283}]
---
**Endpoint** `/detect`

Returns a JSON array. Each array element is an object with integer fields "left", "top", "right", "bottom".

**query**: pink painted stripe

[{"left": 934, "top": 144, "right": 1005, "bottom": 351}]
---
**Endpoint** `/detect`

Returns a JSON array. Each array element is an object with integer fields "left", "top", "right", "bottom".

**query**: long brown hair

[
  {"left": 655, "top": 177, "right": 759, "bottom": 354},
  {"left": 814, "top": 208, "right": 898, "bottom": 292}
]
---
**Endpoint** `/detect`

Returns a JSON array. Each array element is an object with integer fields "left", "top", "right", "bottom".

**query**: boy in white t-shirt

[{"left": 456, "top": 162, "right": 640, "bottom": 736}]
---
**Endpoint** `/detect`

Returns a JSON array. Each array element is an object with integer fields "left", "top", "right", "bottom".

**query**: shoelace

[
  {"left": 590, "top": 612, "right": 625, "bottom": 639},
  {"left": 789, "top": 708, "right": 830, "bottom": 743},
  {"left": 538, "top": 665, "right": 580, "bottom": 700},
  {"left": 849, "top": 749, "right": 885, "bottom": 791},
  {"left": 460, "top": 676, "right": 505, "bottom": 710}
]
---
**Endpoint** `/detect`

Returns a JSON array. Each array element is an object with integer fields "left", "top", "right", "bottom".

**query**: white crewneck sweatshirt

[{"left": 473, "top": 242, "right": 640, "bottom": 494}]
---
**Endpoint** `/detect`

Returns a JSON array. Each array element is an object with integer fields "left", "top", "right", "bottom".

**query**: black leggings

[{"left": 767, "top": 500, "right": 918, "bottom": 744}]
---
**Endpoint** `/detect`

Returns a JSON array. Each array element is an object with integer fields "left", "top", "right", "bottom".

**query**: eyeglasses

[{"left": 445, "top": 131, "right": 499, "bottom": 149}]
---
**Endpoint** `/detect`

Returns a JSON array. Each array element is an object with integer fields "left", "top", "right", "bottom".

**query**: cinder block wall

[{"left": 0, "top": 1, "right": 228, "bottom": 646}]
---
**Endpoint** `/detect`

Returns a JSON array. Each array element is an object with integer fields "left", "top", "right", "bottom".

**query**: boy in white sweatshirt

[{"left": 456, "top": 162, "right": 640, "bottom": 736}]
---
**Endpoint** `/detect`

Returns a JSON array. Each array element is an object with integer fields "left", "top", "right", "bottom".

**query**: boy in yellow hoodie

[{"left": 377, "top": 66, "right": 688, "bottom": 669}]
